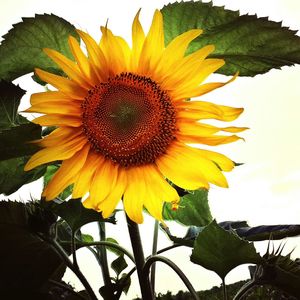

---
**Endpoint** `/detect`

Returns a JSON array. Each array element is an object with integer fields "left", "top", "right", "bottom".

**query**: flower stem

[
  {"left": 126, "top": 214, "right": 154, "bottom": 300},
  {"left": 97, "top": 222, "right": 111, "bottom": 287},
  {"left": 222, "top": 278, "right": 228, "bottom": 300},
  {"left": 143, "top": 255, "right": 200, "bottom": 300},
  {"left": 150, "top": 220, "right": 159, "bottom": 294}
]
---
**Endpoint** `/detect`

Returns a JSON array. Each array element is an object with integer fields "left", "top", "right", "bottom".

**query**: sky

[{"left": 1, "top": 0, "right": 300, "bottom": 298}]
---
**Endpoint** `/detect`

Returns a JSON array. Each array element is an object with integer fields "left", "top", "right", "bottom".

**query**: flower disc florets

[{"left": 82, "top": 72, "right": 177, "bottom": 167}]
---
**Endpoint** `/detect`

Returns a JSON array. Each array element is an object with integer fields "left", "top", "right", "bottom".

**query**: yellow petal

[
  {"left": 178, "top": 133, "right": 243, "bottom": 145},
  {"left": 131, "top": 9, "right": 145, "bottom": 71},
  {"left": 156, "top": 142, "right": 209, "bottom": 190},
  {"left": 98, "top": 167, "right": 127, "bottom": 219},
  {"left": 123, "top": 167, "right": 145, "bottom": 224},
  {"left": 72, "top": 151, "right": 103, "bottom": 198},
  {"left": 194, "top": 149, "right": 234, "bottom": 172},
  {"left": 30, "top": 91, "right": 78, "bottom": 105},
  {"left": 142, "top": 165, "right": 179, "bottom": 221},
  {"left": 177, "top": 100, "right": 244, "bottom": 121},
  {"left": 43, "top": 48, "right": 92, "bottom": 89},
  {"left": 161, "top": 45, "right": 214, "bottom": 88},
  {"left": 172, "top": 73, "right": 238, "bottom": 100},
  {"left": 43, "top": 144, "right": 90, "bottom": 200},
  {"left": 100, "top": 26, "right": 130, "bottom": 74},
  {"left": 32, "top": 114, "right": 82, "bottom": 127},
  {"left": 24, "top": 134, "right": 87, "bottom": 171},
  {"left": 35, "top": 69, "right": 87, "bottom": 100},
  {"left": 68, "top": 36, "right": 98, "bottom": 85},
  {"left": 89, "top": 159, "right": 119, "bottom": 204},
  {"left": 177, "top": 120, "right": 248, "bottom": 136},
  {"left": 76, "top": 29, "right": 108, "bottom": 81},
  {"left": 25, "top": 101, "right": 81, "bottom": 116},
  {"left": 38, "top": 127, "right": 79, "bottom": 147},
  {"left": 159, "top": 29, "right": 202, "bottom": 74},
  {"left": 157, "top": 142, "right": 228, "bottom": 188},
  {"left": 138, "top": 10, "right": 164, "bottom": 75},
  {"left": 174, "top": 59, "right": 225, "bottom": 93}
]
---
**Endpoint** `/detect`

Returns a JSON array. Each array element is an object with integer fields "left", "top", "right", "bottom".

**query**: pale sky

[{"left": 1, "top": 0, "right": 300, "bottom": 298}]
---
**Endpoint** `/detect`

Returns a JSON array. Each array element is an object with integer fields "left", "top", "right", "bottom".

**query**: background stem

[{"left": 49, "top": 238, "right": 98, "bottom": 300}]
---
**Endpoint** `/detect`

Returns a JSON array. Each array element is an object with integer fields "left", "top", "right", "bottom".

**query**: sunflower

[{"left": 24, "top": 10, "right": 246, "bottom": 223}]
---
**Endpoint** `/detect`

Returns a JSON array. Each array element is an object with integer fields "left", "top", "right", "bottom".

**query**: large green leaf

[
  {"left": 161, "top": 1, "right": 300, "bottom": 76},
  {"left": 0, "top": 14, "right": 79, "bottom": 81},
  {"left": 0, "top": 156, "right": 46, "bottom": 195},
  {"left": 191, "top": 220, "right": 262, "bottom": 279},
  {"left": 45, "top": 198, "right": 116, "bottom": 232},
  {"left": 163, "top": 189, "right": 212, "bottom": 227}
]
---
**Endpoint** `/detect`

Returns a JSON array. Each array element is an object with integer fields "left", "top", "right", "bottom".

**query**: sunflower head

[{"left": 24, "top": 10, "right": 246, "bottom": 224}]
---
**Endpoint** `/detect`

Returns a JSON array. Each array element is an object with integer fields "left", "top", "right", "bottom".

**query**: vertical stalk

[
  {"left": 126, "top": 214, "right": 154, "bottom": 300},
  {"left": 71, "top": 230, "right": 78, "bottom": 268},
  {"left": 150, "top": 220, "right": 159, "bottom": 294},
  {"left": 97, "top": 222, "right": 111, "bottom": 287}
]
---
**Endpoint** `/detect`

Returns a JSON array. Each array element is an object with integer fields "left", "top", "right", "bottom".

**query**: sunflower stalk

[
  {"left": 126, "top": 214, "right": 154, "bottom": 300},
  {"left": 97, "top": 222, "right": 112, "bottom": 289},
  {"left": 150, "top": 220, "right": 159, "bottom": 293}
]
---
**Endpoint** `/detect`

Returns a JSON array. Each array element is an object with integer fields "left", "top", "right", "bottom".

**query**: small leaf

[
  {"left": 45, "top": 198, "right": 116, "bottom": 232},
  {"left": 0, "top": 81, "right": 26, "bottom": 129},
  {"left": 161, "top": 1, "right": 300, "bottom": 76},
  {"left": 106, "top": 237, "right": 124, "bottom": 256},
  {"left": 43, "top": 165, "right": 73, "bottom": 200},
  {"left": 0, "top": 156, "right": 46, "bottom": 195},
  {"left": 191, "top": 220, "right": 262, "bottom": 279},
  {"left": 0, "top": 14, "right": 79, "bottom": 81},
  {"left": 111, "top": 255, "right": 128, "bottom": 277},
  {"left": 80, "top": 233, "right": 94, "bottom": 243},
  {"left": 163, "top": 189, "right": 212, "bottom": 227}
]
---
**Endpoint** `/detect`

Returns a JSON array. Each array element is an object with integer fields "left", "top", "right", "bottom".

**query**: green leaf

[
  {"left": 0, "top": 201, "right": 63, "bottom": 292},
  {"left": 191, "top": 220, "right": 262, "bottom": 279},
  {"left": 111, "top": 255, "right": 128, "bottom": 277},
  {"left": 0, "top": 156, "right": 46, "bottom": 195},
  {"left": 0, "top": 81, "right": 42, "bottom": 161},
  {"left": 45, "top": 198, "right": 116, "bottom": 232},
  {"left": 163, "top": 189, "right": 212, "bottom": 226},
  {"left": 0, "top": 81, "right": 26, "bottom": 129},
  {"left": 0, "top": 123, "right": 42, "bottom": 161},
  {"left": 43, "top": 165, "right": 73, "bottom": 200},
  {"left": 161, "top": 1, "right": 300, "bottom": 76},
  {"left": 0, "top": 14, "right": 79, "bottom": 81},
  {"left": 106, "top": 237, "right": 124, "bottom": 256},
  {"left": 80, "top": 233, "right": 94, "bottom": 243}
]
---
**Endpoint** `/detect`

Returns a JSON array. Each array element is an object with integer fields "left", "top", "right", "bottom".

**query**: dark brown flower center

[{"left": 82, "top": 72, "right": 177, "bottom": 167}]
